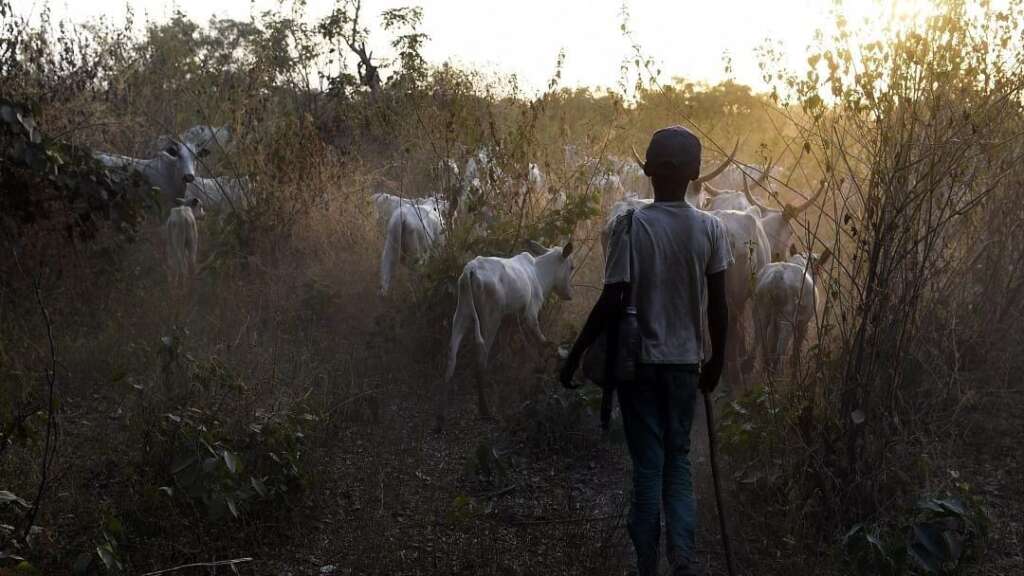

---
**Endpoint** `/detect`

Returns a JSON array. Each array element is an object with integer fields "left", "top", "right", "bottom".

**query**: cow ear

[
  {"left": 174, "top": 197, "right": 187, "bottom": 206},
  {"left": 562, "top": 242, "right": 574, "bottom": 258},
  {"left": 789, "top": 243, "right": 799, "bottom": 257},
  {"left": 527, "top": 240, "right": 547, "bottom": 256},
  {"left": 155, "top": 135, "right": 177, "bottom": 156},
  {"left": 815, "top": 248, "right": 833, "bottom": 273}
]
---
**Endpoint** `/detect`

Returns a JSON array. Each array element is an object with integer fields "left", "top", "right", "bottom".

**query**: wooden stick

[
  {"left": 141, "top": 557, "right": 253, "bottom": 576},
  {"left": 704, "top": 393, "right": 737, "bottom": 576},
  {"left": 600, "top": 386, "right": 614, "bottom": 431}
]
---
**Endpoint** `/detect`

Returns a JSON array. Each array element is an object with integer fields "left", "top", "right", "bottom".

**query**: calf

[
  {"left": 437, "top": 241, "right": 575, "bottom": 428},
  {"left": 166, "top": 198, "right": 203, "bottom": 289},
  {"left": 378, "top": 202, "right": 446, "bottom": 296},
  {"left": 752, "top": 250, "right": 830, "bottom": 376}
]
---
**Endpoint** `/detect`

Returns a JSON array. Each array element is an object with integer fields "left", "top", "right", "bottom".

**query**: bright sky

[{"left": 12, "top": 0, "right": 937, "bottom": 93}]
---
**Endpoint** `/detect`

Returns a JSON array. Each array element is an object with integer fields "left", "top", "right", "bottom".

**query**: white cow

[
  {"left": 703, "top": 169, "right": 772, "bottom": 216},
  {"left": 708, "top": 208, "right": 773, "bottom": 388},
  {"left": 617, "top": 156, "right": 653, "bottom": 199},
  {"left": 378, "top": 202, "right": 446, "bottom": 296},
  {"left": 437, "top": 240, "right": 575, "bottom": 427},
  {"left": 742, "top": 178, "right": 828, "bottom": 262},
  {"left": 753, "top": 250, "right": 830, "bottom": 375},
  {"left": 186, "top": 176, "right": 250, "bottom": 212},
  {"left": 462, "top": 148, "right": 506, "bottom": 199},
  {"left": 372, "top": 191, "right": 447, "bottom": 229},
  {"left": 433, "top": 158, "right": 462, "bottom": 205},
  {"left": 166, "top": 197, "right": 203, "bottom": 289},
  {"left": 96, "top": 126, "right": 230, "bottom": 210}
]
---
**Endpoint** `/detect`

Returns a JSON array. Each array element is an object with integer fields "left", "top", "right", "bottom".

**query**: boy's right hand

[{"left": 699, "top": 359, "right": 723, "bottom": 394}]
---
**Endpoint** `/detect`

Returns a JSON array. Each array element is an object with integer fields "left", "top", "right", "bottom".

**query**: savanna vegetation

[{"left": 1, "top": 0, "right": 1022, "bottom": 574}]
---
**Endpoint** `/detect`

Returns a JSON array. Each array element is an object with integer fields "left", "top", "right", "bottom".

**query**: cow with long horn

[
  {"left": 742, "top": 176, "right": 828, "bottom": 261},
  {"left": 700, "top": 163, "right": 770, "bottom": 215}
]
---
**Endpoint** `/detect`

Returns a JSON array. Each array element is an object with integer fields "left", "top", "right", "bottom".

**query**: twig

[
  {"left": 13, "top": 248, "right": 58, "bottom": 542},
  {"left": 473, "top": 484, "right": 517, "bottom": 499},
  {"left": 704, "top": 393, "right": 738, "bottom": 576},
  {"left": 511, "top": 513, "right": 620, "bottom": 526},
  {"left": 140, "top": 557, "right": 253, "bottom": 576}
]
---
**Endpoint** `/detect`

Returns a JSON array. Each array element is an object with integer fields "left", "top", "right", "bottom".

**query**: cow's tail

[{"left": 464, "top": 268, "right": 484, "bottom": 346}]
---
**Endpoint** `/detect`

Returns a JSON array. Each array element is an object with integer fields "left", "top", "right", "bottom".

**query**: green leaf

[
  {"left": 0, "top": 490, "right": 29, "bottom": 508},
  {"left": 935, "top": 497, "right": 967, "bottom": 517},
  {"left": 13, "top": 561, "right": 41, "bottom": 576},
  {"left": 95, "top": 545, "right": 121, "bottom": 573},
  {"left": 223, "top": 450, "right": 240, "bottom": 475},
  {"left": 225, "top": 496, "right": 239, "bottom": 518},
  {"left": 103, "top": 515, "right": 125, "bottom": 540},
  {"left": 908, "top": 523, "right": 947, "bottom": 573},
  {"left": 250, "top": 477, "right": 268, "bottom": 498}
]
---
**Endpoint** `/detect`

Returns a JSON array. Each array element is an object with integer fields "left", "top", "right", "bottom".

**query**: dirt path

[{"left": 261, "top": 320, "right": 735, "bottom": 575}]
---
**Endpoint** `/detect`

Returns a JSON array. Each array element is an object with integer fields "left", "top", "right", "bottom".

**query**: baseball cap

[{"left": 643, "top": 126, "right": 702, "bottom": 178}]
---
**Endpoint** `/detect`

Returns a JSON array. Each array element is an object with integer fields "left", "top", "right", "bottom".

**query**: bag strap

[{"left": 624, "top": 208, "right": 638, "bottom": 309}]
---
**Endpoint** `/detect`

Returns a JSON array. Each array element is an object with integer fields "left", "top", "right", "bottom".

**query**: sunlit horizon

[{"left": 12, "top": 0, "right": 941, "bottom": 94}]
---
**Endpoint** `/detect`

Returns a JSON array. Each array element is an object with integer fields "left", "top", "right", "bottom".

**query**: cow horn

[
  {"left": 787, "top": 179, "right": 828, "bottom": 218},
  {"left": 630, "top": 146, "right": 645, "bottom": 171},
  {"left": 813, "top": 247, "right": 833, "bottom": 276},
  {"left": 696, "top": 139, "right": 739, "bottom": 184},
  {"left": 703, "top": 183, "right": 725, "bottom": 197},
  {"left": 742, "top": 173, "right": 773, "bottom": 213}
]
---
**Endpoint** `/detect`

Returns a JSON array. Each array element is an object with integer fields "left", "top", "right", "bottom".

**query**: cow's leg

[
  {"left": 474, "top": 311, "right": 501, "bottom": 420},
  {"left": 739, "top": 305, "right": 755, "bottom": 374},
  {"left": 523, "top": 308, "right": 547, "bottom": 345},
  {"left": 436, "top": 307, "right": 468, "bottom": 432},
  {"left": 725, "top": 302, "right": 748, "bottom": 392},
  {"left": 753, "top": 305, "right": 768, "bottom": 380},
  {"left": 379, "top": 217, "right": 402, "bottom": 296}
]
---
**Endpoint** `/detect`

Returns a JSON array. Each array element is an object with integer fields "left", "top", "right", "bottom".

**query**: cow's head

[
  {"left": 156, "top": 125, "right": 231, "bottom": 186},
  {"left": 529, "top": 240, "right": 576, "bottom": 301},
  {"left": 176, "top": 196, "right": 205, "bottom": 219},
  {"left": 157, "top": 135, "right": 203, "bottom": 185},
  {"left": 789, "top": 247, "right": 832, "bottom": 277},
  {"left": 744, "top": 176, "right": 828, "bottom": 261}
]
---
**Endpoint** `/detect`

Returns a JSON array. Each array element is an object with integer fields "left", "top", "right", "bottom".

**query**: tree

[{"left": 319, "top": 0, "right": 382, "bottom": 97}]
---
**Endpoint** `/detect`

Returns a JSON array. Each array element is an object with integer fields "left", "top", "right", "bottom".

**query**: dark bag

[{"left": 580, "top": 209, "right": 641, "bottom": 427}]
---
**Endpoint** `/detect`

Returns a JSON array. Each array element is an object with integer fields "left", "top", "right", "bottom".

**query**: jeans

[{"left": 618, "top": 363, "right": 700, "bottom": 576}]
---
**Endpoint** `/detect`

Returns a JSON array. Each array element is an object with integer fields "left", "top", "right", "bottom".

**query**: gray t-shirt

[{"left": 605, "top": 201, "right": 733, "bottom": 364}]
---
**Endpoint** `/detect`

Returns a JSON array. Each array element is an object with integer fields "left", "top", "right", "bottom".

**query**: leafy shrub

[
  {"left": 0, "top": 98, "right": 146, "bottom": 244},
  {"left": 158, "top": 406, "right": 315, "bottom": 522},
  {"left": 843, "top": 490, "right": 990, "bottom": 575}
]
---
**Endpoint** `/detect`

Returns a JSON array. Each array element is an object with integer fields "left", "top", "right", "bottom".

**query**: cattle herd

[{"left": 96, "top": 125, "right": 832, "bottom": 420}]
